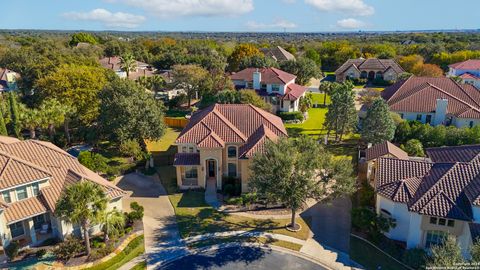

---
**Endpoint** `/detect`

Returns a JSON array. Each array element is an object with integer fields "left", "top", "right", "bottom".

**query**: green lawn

[
  {"left": 310, "top": 92, "right": 330, "bottom": 106},
  {"left": 145, "top": 128, "right": 181, "bottom": 153},
  {"left": 85, "top": 235, "right": 145, "bottom": 270},
  {"left": 350, "top": 236, "right": 409, "bottom": 270},
  {"left": 168, "top": 189, "right": 311, "bottom": 241},
  {"left": 131, "top": 261, "right": 146, "bottom": 270}
]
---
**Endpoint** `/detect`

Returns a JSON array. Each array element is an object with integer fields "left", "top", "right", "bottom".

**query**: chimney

[
  {"left": 253, "top": 68, "right": 261, "bottom": 90},
  {"left": 433, "top": 98, "right": 448, "bottom": 126}
]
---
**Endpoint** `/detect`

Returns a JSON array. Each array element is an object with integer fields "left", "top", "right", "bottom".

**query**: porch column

[{"left": 28, "top": 219, "right": 36, "bottom": 244}]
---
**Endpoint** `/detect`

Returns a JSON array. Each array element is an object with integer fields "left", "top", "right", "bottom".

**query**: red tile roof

[
  {"left": 284, "top": 83, "right": 307, "bottom": 101},
  {"left": 176, "top": 104, "right": 287, "bottom": 158},
  {"left": 459, "top": 73, "right": 480, "bottom": 80},
  {"left": 382, "top": 76, "right": 480, "bottom": 119},
  {"left": 230, "top": 67, "right": 296, "bottom": 85},
  {"left": 376, "top": 145, "right": 480, "bottom": 221},
  {"left": 449, "top": 59, "right": 480, "bottom": 70},
  {"left": 366, "top": 141, "right": 409, "bottom": 161}
]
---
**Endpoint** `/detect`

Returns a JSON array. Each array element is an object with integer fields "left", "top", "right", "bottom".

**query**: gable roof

[
  {"left": 260, "top": 46, "right": 296, "bottom": 62},
  {"left": 176, "top": 104, "right": 287, "bottom": 158},
  {"left": 459, "top": 73, "right": 480, "bottom": 80},
  {"left": 449, "top": 59, "right": 480, "bottom": 70},
  {"left": 284, "top": 83, "right": 307, "bottom": 101},
  {"left": 0, "top": 68, "right": 19, "bottom": 91},
  {"left": 426, "top": 145, "right": 480, "bottom": 163},
  {"left": 230, "top": 67, "right": 296, "bottom": 85},
  {"left": 335, "top": 58, "right": 404, "bottom": 75},
  {"left": 382, "top": 76, "right": 480, "bottom": 119},
  {"left": 0, "top": 136, "right": 125, "bottom": 223},
  {"left": 376, "top": 145, "right": 480, "bottom": 221},
  {"left": 365, "top": 141, "right": 409, "bottom": 161}
]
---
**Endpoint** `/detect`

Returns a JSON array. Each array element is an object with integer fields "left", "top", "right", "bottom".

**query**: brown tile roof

[
  {"left": 0, "top": 151, "right": 52, "bottom": 190},
  {"left": 284, "top": 83, "right": 307, "bottom": 101},
  {"left": 376, "top": 145, "right": 480, "bottom": 221},
  {"left": 0, "top": 137, "right": 125, "bottom": 221},
  {"left": 335, "top": 58, "right": 404, "bottom": 75},
  {"left": 173, "top": 153, "right": 200, "bottom": 166},
  {"left": 449, "top": 59, "right": 480, "bottom": 70},
  {"left": 176, "top": 104, "right": 287, "bottom": 158},
  {"left": 426, "top": 145, "right": 480, "bottom": 163},
  {"left": 260, "top": 46, "right": 296, "bottom": 62},
  {"left": 230, "top": 67, "right": 297, "bottom": 85},
  {"left": 459, "top": 73, "right": 480, "bottom": 80},
  {"left": 239, "top": 124, "right": 279, "bottom": 158},
  {"left": 382, "top": 76, "right": 480, "bottom": 119},
  {"left": 4, "top": 196, "right": 47, "bottom": 224},
  {"left": 365, "top": 141, "right": 409, "bottom": 161}
]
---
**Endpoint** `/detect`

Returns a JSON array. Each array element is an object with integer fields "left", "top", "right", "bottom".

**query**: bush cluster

[
  {"left": 222, "top": 176, "right": 241, "bottom": 197},
  {"left": 53, "top": 236, "right": 84, "bottom": 262},
  {"left": 5, "top": 241, "right": 20, "bottom": 260},
  {"left": 278, "top": 111, "right": 304, "bottom": 122}
]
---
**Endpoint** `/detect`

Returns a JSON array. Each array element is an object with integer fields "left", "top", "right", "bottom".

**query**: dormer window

[
  {"left": 16, "top": 186, "right": 27, "bottom": 201},
  {"left": 2, "top": 191, "right": 11, "bottom": 203},
  {"left": 32, "top": 183, "right": 39, "bottom": 196},
  {"left": 228, "top": 146, "right": 237, "bottom": 158}
]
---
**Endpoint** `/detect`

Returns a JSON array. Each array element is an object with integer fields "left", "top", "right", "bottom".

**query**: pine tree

[
  {"left": 324, "top": 82, "right": 357, "bottom": 142},
  {"left": 0, "top": 109, "right": 7, "bottom": 136},
  {"left": 361, "top": 98, "right": 396, "bottom": 144},
  {"left": 8, "top": 93, "right": 20, "bottom": 138}
]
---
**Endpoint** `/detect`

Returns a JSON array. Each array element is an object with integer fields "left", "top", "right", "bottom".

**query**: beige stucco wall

[
  {"left": 420, "top": 215, "right": 465, "bottom": 237},
  {"left": 239, "top": 159, "right": 252, "bottom": 193},
  {"left": 199, "top": 148, "right": 223, "bottom": 189}
]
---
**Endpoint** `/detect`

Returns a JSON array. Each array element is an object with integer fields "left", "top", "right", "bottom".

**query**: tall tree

[
  {"left": 0, "top": 109, "right": 7, "bottom": 136},
  {"left": 19, "top": 106, "right": 41, "bottom": 139},
  {"left": 172, "top": 64, "right": 208, "bottom": 107},
  {"left": 39, "top": 99, "right": 70, "bottom": 139},
  {"left": 120, "top": 53, "right": 137, "bottom": 79},
  {"left": 299, "top": 93, "right": 313, "bottom": 114},
  {"left": 8, "top": 92, "right": 20, "bottom": 137},
  {"left": 318, "top": 81, "right": 335, "bottom": 106},
  {"left": 249, "top": 136, "right": 355, "bottom": 230},
  {"left": 324, "top": 82, "right": 357, "bottom": 142},
  {"left": 227, "top": 44, "right": 262, "bottom": 72},
  {"left": 280, "top": 58, "right": 321, "bottom": 85},
  {"left": 361, "top": 98, "right": 396, "bottom": 144},
  {"left": 55, "top": 181, "right": 107, "bottom": 256},
  {"left": 99, "top": 78, "right": 166, "bottom": 144}
]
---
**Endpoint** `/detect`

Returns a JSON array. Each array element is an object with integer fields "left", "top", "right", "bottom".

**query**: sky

[{"left": 1, "top": 0, "right": 479, "bottom": 32}]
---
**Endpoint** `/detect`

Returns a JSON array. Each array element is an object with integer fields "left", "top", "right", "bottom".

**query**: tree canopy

[{"left": 361, "top": 98, "right": 396, "bottom": 144}]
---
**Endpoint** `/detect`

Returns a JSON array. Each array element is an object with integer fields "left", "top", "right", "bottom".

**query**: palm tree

[
  {"left": 120, "top": 53, "right": 137, "bottom": 79},
  {"left": 299, "top": 93, "right": 313, "bottom": 114},
  {"left": 101, "top": 210, "right": 125, "bottom": 242},
  {"left": 319, "top": 81, "right": 334, "bottom": 106},
  {"left": 55, "top": 181, "right": 107, "bottom": 256},
  {"left": 39, "top": 99, "right": 69, "bottom": 139},
  {"left": 20, "top": 107, "right": 41, "bottom": 139}
]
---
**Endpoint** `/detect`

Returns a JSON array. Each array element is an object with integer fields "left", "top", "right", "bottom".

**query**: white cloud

[
  {"left": 246, "top": 19, "right": 297, "bottom": 30},
  {"left": 113, "top": 0, "right": 254, "bottom": 17},
  {"left": 64, "top": 9, "right": 146, "bottom": 28},
  {"left": 305, "top": 0, "right": 374, "bottom": 16},
  {"left": 336, "top": 18, "right": 365, "bottom": 29}
]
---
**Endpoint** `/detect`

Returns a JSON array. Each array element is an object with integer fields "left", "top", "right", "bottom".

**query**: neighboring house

[
  {"left": 382, "top": 76, "right": 480, "bottom": 128},
  {"left": 0, "top": 68, "right": 20, "bottom": 92},
  {"left": 448, "top": 59, "right": 480, "bottom": 89},
  {"left": 230, "top": 67, "right": 307, "bottom": 112},
  {"left": 0, "top": 136, "right": 125, "bottom": 248},
  {"left": 335, "top": 58, "right": 404, "bottom": 82},
  {"left": 173, "top": 104, "right": 287, "bottom": 193},
  {"left": 99, "top": 56, "right": 156, "bottom": 80},
  {"left": 374, "top": 144, "right": 480, "bottom": 257},
  {"left": 260, "top": 46, "right": 295, "bottom": 62},
  {"left": 363, "top": 141, "right": 409, "bottom": 184}
]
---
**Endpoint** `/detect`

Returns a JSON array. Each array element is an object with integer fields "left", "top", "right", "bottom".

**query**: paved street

[
  {"left": 163, "top": 245, "right": 327, "bottom": 270},
  {"left": 116, "top": 173, "right": 188, "bottom": 269}
]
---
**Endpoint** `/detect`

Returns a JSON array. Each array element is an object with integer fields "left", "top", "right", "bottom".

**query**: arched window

[{"left": 228, "top": 146, "right": 237, "bottom": 158}]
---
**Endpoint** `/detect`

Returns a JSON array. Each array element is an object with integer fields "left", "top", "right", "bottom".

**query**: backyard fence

[{"left": 164, "top": 117, "right": 189, "bottom": 128}]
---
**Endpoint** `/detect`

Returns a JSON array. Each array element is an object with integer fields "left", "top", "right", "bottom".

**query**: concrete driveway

[{"left": 116, "top": 173, "right": 187, "bottom": 269}]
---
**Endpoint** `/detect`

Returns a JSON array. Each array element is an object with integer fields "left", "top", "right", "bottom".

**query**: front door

[{"left": 207, "top": 160, "right": 216, "bottom": 178}]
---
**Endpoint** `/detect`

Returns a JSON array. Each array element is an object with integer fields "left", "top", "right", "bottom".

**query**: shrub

[
  {"left": 278, "top": 111, "right": 304, "bottom": 122},
  {"left": 241, "top": 193, "right": 258, "bottom": 207},
  {"left": 88, "top": 243, "right": 114, "bottom": 262},
  {"left": 53, "top": 236, "right": 84, "bottom": 262},
  {"left": 401, "top": 139, "right": 425, "bottom": 157},
  {"left": 40, "top": 237, "right": 61, "bottom": 246},
  {"left": 402, "top": 248, "right": 427, "bottom": 269},
  {"left": 91, "top": 238, "right": 106, "bottom": 249},
  {"left": 78, "top": 151, "right": 109, "bottom": 173},
  {"left": 358, "top": 183, "right": 375, "bottom": 207},
  {"left": 5, "top": 241, "right": 19, "bottom": 260},
  {"left": 124, "top": 226, "right": 133, "bottom": 234},
  {"left": 126, "top": 202, "right": 144, "bottom": 224},
  {"left": 36, "top": 249, "right": 47, "bottom": 258},
  {"left": 347, "top": 78, "right": 367, "bottom": 85},
  {"left": 372, "top": 78, "right": 394, "bottom": 86},
  {"left": 226, "top": 197, "right": 243, "bottom": 206},
  {"left": 223, "top": 184, "right": 235, "bottom": 196},
  {"left": 351, "top": 207, "right": 396, "bottom": 243},
  {"left": 119, "top": 139, "right": 144, "bottom": 160}
]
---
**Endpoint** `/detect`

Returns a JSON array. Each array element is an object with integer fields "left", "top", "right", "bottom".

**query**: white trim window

[
  {"left": 32, "top": 183, "right": 40, "bottom": 196},
  {"left": 185, "top": 167, "right": 198, "bottom": 179},
  {"left": 9, "top": 221, "right": 25, "bottom": 238},
  {"left": 16, "top": 186, "right": 28, "bottom": 201},
  {"left": 227, "top": 146, "right": 237, "bottom": 159},
  {"left": 2, "top": 190, "right": 11, "bottom": 203}
]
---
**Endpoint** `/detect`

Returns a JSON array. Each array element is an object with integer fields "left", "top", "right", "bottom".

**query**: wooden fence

[{"left": 164, "top": 117, "right": 189, "bottom": 128}]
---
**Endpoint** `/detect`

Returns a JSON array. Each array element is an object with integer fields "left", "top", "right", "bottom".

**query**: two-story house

[
  {"left": 99, "top": 56, "right": 156, "bottom": 80},
  {"left": 335, "top": 58, "right": 404, "bottom": 82},
  {"left": 373, "top": 144, "right": 480, "bottom": 258},
  {"left": 382, "top": 76, "right": 480, "bottom": 128},
  {"left": 173, "top": 104, "right": 288, "bottom": 193},
  {"left": 230, "top": 67, "right": 307, "bottom": 113},
  {"left": 0, "top": 136, "right": 125, "bottom": 248},
  {"left": 448, "top": 59, "right": 480, "bottom": 89},
  {"left": 0, "top": 68, "right": 20, "bottom": 92}
]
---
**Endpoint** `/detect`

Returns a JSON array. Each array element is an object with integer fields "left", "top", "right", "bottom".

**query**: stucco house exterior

[
  {"left": 363, "top": 141, "right": 409, "bottom": 185},
  {"left": 448, "top": 59, "right": 480, "bottom": 89},
  {"left": 382, "top": 76, "right": 480, "bottom": 128},
  {"left": 0, "top": 68, "right": 20, "bottom": 92},
  {"left": 373, "top": 144, "right": 480, "bottom": 258},
  {"left": 230, "top": 67, "right": 307, "bottom": 113},
  {"left": 335, "top": 58, "right": 404, "bottom": 82},
  {"left": 0, "top": 136, "right": 125, "bottom": 249},
  {"left": 173, "top": 104, "right": 287, "bottom": 193},
  {"left": 99, "top": 56, "right": 156, "bottom": 80}
]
